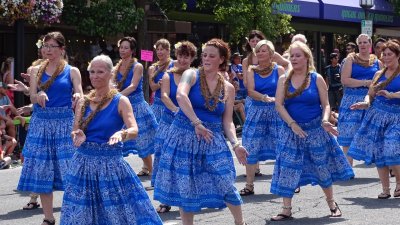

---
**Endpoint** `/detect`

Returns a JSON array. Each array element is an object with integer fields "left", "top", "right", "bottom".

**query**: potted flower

[
  {"left": 0, "top": 0, "right": 35, "bottom": 25},
  {"left": 30, "top": 0, "right": 63, "bottom": 25}
]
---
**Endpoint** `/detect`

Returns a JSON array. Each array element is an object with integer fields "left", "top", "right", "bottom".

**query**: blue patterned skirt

[
  {"left": 151, "top": 97, "right": 164, "bottom": 123},
  {"left": 271, "top": 117, "right": 354, "bottom": 198},
  {"left": 242, "top": 100, "right": 281, "bottom": 164},
  {"left": 17, "top": 106, "right": 74, "bottom": 193},
  {"left": 151, "top": 110, "right": 175, "bottom": 186},
  {"left": 337, "top": 87, "right": 368, "bottom": 146},
  {"left": 154, "top": 114, "right": 242, "bottom": 212},
  {"left": 348, "top": 100, "right": 400, "bottom": 168},
  {"left": 123, "top": 94, "right": 158, "bottom": 158},
  {"left": 61, "top": 142, "right": 163, "bottom": 225}
]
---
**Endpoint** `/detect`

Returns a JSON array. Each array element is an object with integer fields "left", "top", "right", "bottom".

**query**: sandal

[
  {"left": 294, "top": 187, "right": 300, "bottom": 193},
  {"left": 271, "top": 206, "right": 293, "bottom": 221},
  {"left": 239, "top": 184, "right": 254, "bottom": 196},
  {"left": 42, "top": 218, "right": 55, "bottom": 225},
  {"left": 394, "top": 189, "right": 400, "bottom": 198},
  {"left": 255, "top": 168, "right": 263, "bottom": 177},
  {"left": 389, "top": 169, "right": 395, "bottom": 177},
  {"left": 23, "top": 202, "right": 40, "bottom": 210},
  {"left": 137, "top": 167, "right": 150, "bottom": 176},
  {"left": 156, "top": 204, "right": 171, "bottom": 213},
  {"left": 326, "top": 199, "right": 342, "bottom": 217},
  {"left": 378, "top": 187, "right": 391, "bottom": 199}
]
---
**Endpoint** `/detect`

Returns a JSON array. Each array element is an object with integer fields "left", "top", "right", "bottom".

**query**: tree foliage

[
  {"left": 62, "top": 0, "right": 144, "bottom": 37},
  {"left": 155, "top": 0, "right": 293, "bottom": 43}
]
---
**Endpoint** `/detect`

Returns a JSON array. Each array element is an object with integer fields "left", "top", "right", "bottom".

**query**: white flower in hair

[
  {"left": 36, "top": 39, "right": 43, "bottom": 49},
  {"left": 174, "top": 42, "right": 182, "bottom": 49}
]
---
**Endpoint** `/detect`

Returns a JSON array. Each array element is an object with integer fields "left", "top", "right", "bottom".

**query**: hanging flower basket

[
  {"left": 30, "top": 0, "right": 63, "bottom": 25},
  {"left": 0, "top": 0, "right": 35, "bottom": 25}
]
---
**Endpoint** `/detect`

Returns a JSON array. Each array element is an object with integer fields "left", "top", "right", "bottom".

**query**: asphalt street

[{"left": 1, "top": 146, "right": 399, "bottom": 225}]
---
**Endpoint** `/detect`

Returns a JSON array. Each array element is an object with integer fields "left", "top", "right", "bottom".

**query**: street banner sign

[{"left": 361, "top": 20, "right": 373, "bottom": 37}]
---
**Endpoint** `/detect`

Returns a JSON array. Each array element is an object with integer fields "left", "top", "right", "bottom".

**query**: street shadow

[
  {"left": 343, "top": 197, "right": 400, "bottom": 209},
  {"left": 240, "top": 193, "right": 280, "bottom": 204},
  {"left": 335, "top": 177, "right": 380, "bottom": 186},
  {"left": 264, "top": 216, "right": 347, "bottom": 225},
  {"left": 236, "top": 174, "right": 273, "bottom": 181},
  {"left": 353, "top": 163, "right": 375, "bottom": 169},
  {"left": 0, "top": 207, "right": 61, "bottom": 221}
]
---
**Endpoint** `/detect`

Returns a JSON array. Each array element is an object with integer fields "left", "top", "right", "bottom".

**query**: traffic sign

[{"left": 361, "top": 20, "right": 373, "bottom": 37}]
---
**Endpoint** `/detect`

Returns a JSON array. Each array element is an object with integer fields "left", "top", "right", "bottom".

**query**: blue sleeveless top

[
  {"left": 84, "top": 94, "right": 125, "bottom": 143},
  {"left": 38, "top": 64, "right": 73, "bottom": 108},
  {"left": 117, "top": 62, "right": 143, "bottom": 97},
  {"left": 177, "top": 70, "right": 225, "bottom": 123},
  {"left": 254, "top": 64, "right": 279, "bottom": 97},
  {"left": 351, "top": 60, "right": 379, "bottom": 80},
  {"left": 285, "top": 72, "right": 322, "bottom": 123},
  {"left": 231, "top": 64, "right": 245, "bottom": 89},
  {"left": 154, "top": 61, "right": 174, "bottom": 98},
  {"left": 165, "top": 72, "right": 179, "bottom": 113},
  {"left": 375, "top": 74, "right": 400, "bottom": 105}
]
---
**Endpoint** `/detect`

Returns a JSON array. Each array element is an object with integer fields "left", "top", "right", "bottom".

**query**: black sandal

[
  {"left": 254, "top": 168, "right": 263, "bottom": 177},
  {"left": 156, "top": 204, "right": 171, "bottom": 213},
  {"left": 294, "top": 187, "right": 300, "bottom": 193},
  {"left": 42, "top": 219, "right": 55, "bottom": 225},
  {"left": 378, "top": 187, "right": 391, "bottom": 199},
  {"left": 271, "top": 213, "right": 293, "bottom": 221},
  {"left": 329, "top": 202, "right": 342, "bottom": 217},
  {"left": 239, "top": 184, "right": 254, "bottom": 196},
  {"left": 22, "top": 202, "right": 40, "bottom": 210}
]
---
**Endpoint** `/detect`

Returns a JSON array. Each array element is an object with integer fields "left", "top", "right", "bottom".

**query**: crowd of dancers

[{"left": 13, "top": 30, "right": 400, "bottom": 225}]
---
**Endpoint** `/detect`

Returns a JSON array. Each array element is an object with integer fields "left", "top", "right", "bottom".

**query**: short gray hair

[{"left": 88, "top": 55, "right": 113, "bottom": 72}]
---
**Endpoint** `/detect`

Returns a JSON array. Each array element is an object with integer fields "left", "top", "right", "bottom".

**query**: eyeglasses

[{"left": 42, "top": 44, "right": 60, "bottom": 49}]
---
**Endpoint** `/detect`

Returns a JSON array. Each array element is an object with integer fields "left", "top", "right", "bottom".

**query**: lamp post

[
  {"left": 360, "top": 0, "right": 374, "bottom": 20},
  {"left": 359, "top": 0, "right": 374, "bottom": 36}
]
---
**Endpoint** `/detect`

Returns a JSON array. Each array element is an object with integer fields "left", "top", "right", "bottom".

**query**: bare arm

[
  {"left": 29, "top": 66, "right": 40, "bottom": 103},
  {"left": 117, "top": 96, "right": 138, "bottom": 141},
  {"left": 120, "top": 63, "right": 143, "bottom": 96},
  {"left": 242, "top": 58, "right": 249, "bottom": 88},
  {"left": 176, "top": 69, "right": 197, "bottom": 122},
  {"left": 70, "top": 66, "right": 84, "bottom": 102},
  {"left": 222, "top": 81, "right": 248, "bottom": 165},
  {"left": 341, "top": 56, "right": 371, "bottom": 88},
  {"left": 273, "top": 52, "right": 290, "bottom": 68},
  {"left": 161, "top": 73, "right": 179, "bottom": 112},
  {"left": 148, "top": 65, "right": 161, "bottom": 92}
]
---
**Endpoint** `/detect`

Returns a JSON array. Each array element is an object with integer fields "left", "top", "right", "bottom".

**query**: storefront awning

[
  {"left": 273, "top": 0, "right": 321, "bottom": 19},
  {"left": 322, "top": 0, "right": 400, "bottom": 26}
]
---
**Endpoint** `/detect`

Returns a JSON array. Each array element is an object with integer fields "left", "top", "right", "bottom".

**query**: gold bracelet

[
  {"left": 191, "top": 118, "right": 202, "bottom": 127},
  {"left": 288, "top": 121, "right": 296, "bottom": 127},
  {"left": 232, "top": 142, "right": 241, "bottom": 150}
]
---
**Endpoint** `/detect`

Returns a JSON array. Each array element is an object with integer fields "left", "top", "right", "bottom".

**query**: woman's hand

[
  {"left": 7, "top": 80, "right": 29, "bottom": 93},
  {"left": 291, "top": 123, "right": 308, "bottom": 138},
  {"left": 194, "top": 124, "right": 214, "bottom": 143},
  {"left": 17, "top": 105, "right": 33, "bottom": 116},
  {"left": 37, "top": 91, "right": 49, "bottom": 108},
  {"left": 71, "top": 129, "right": 86, "bottom": 147},
  {"left": 234, "top": 145, "right": 249, "bottom": 165},
  {"left": 72, "top": 93, "right": 82, "bottom": 109},
  {"left": 322, "top": 121, "right": 339, "bottom": 136},
  {"left": 21, "top": 72, "right": 31, "bottom": 82},
  {"left": 350, "top": 101, "right": 369, "bottom": 110},
  {"left": 376, "top": 90, "right": 394, "bottom": 99},
  {"left": 108, "top": 131, "right": 123, "bottom": 145}
]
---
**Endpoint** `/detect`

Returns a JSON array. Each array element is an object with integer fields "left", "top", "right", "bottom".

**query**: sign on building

[{"left": 361, "top": 20, "right": 373, "bottom": 37}]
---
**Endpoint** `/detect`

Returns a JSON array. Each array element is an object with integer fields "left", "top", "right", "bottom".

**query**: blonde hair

[
  {"left": 356, "top": 34, "right": 372, "bottom": 45},
  {"left": 254, "top": 40, "right": 275, "bottom": 56},
  {"left": 291, "top": 34, "right": 307, "bottom": 44},
  {"left": 288, "top": 41, "right": 315, "bottom": 72}
]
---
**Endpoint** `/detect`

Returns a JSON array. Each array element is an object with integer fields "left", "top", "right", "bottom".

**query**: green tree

[
  {"left": 155, "top": 0, "right": 293, "bottom": 43},
  {"left": 62, "top": 0, "right": 144, "bottom": 37}
]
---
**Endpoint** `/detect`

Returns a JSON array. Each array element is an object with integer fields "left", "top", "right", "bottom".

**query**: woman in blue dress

[
  {"left": 348, "top": 40, "right": 400, "bottom": 199},
  {"left": 149, "top": 38, "right": 174, "bottom": 122},
  {"left": 114, "top": 36, "right": 158, "bottom": 177},
  {"left": 152, "top": 41, "right": 197, "bottom": 213},
  {"left": 61, "top": 55, "right": 162, "bottom": 225},
  {"left": 240, "top": 40, "right": 284, "bottom": 196},
  {"left": 17, "top": 31, "right": 83, "bottom": 225},
  {"left": 154, "top": 39, "right": 248, "bottom": 225},
  {"left": 338, "top": 34, "right": 382, "bottom": 166},
  {"left": 271, "top": 41, "right": 354, "bottom": 221}
]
